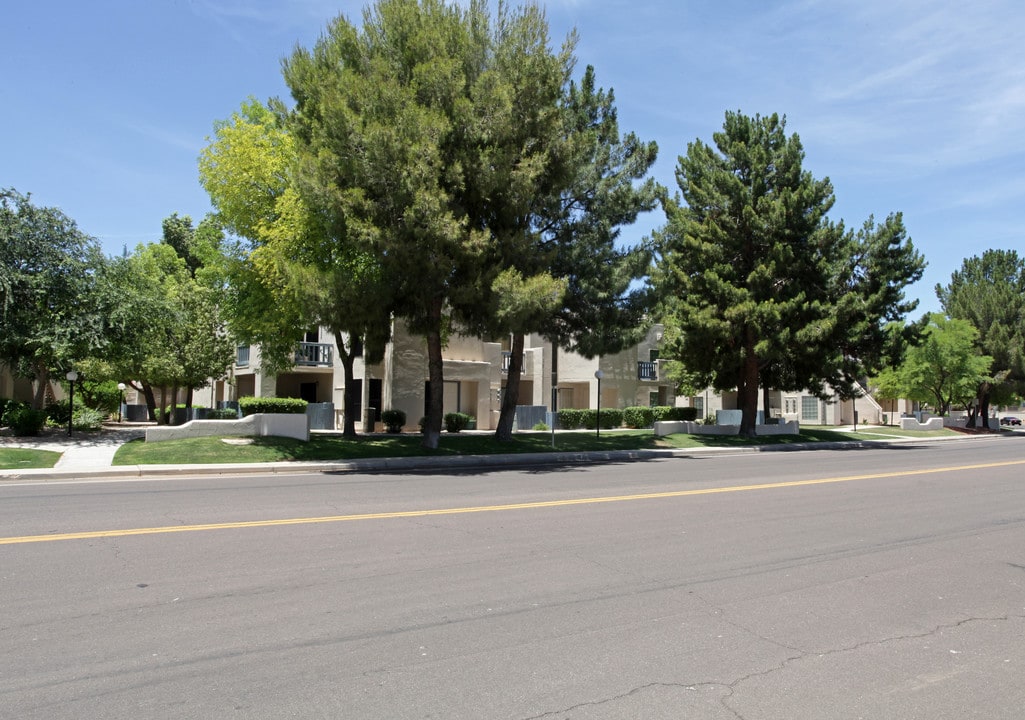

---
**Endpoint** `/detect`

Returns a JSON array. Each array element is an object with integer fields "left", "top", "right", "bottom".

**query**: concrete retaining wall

[
  {"left": 899, "top": 416, "right": 944, "bottom": 431},
  {"left": 145, "top": 413, "right": 310, "bottom": 443},
  {"left": 654, "top": 420, "right": 800, "bottom": 437}
]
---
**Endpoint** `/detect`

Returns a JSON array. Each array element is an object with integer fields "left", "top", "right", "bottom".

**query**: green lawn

[
  {"left": 0, "top": 448, "right": 62, "bottom": 470},
  {"left": 110, "top": 425, "right": 963, "bottom": 466}
]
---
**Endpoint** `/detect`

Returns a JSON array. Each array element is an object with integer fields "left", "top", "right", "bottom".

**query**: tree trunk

[
  {"left": 422, "top": 299, "right": 445, "bottom": 450},
  {"left": 980, "top": 386, "right": 992, "bottom": 430},
  {"left": 335, "top": 333, "right": 358, "bottom": 439},
  {"left": 495, "top": 332, "right": 524, "bottom": 442},
  {"left": 140, "top": 382, "right": 158, "bottom": 423},
  {"left": 762, "top": 384, "right": 772, "bottom": 424},
  {"left": 32, "top": 362, "right": 49, "bottom": 410},
  {"left": 738, "top": 340, "right": 760, "bottom": 438},
  {"left": 168, "top": 384, "right": 180, "bottom": 424},
  {"left": 159, "top": 386, "right": 169, "bottom": 425}
]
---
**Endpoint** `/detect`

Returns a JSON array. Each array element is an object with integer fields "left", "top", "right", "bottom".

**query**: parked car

[{"left": 1000, "top": 416, "right": 1021, "bottom": 426}]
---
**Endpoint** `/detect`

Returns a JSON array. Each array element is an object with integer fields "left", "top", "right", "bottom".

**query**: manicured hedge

[
  {"left": 556, "top": 408, "right": 625, "bottom": 430},
  {"left": 556, "top": 408, "right": 585, "bottom": 429},
  {"left": 238, "top": 396, "right": 308, "bottom": 416},
  {"left": 652, "top": 405, "right": 698, "bottom": 422},
  {"left": 206, "top": 408, "right": 241, "bottom": 420},
  {"left": 623, "top": 406, "right": 655, "bottom": 428}
]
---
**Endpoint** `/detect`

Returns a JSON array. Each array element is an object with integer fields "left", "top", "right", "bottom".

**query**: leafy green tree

[
  {"left": 282, "top": 0, "right": 581, "bottom": 448},
  {"left": 0, "top": 188, "right": 108, "bottom": 408},
  {"left": 874, "top": 314, "right": 992, "bottom": 415},
  {"left": 936, "top": 249, "right": 1025, "bottom": 428},
  {"left": 651, "top": 112, "right": 925, "bottom": 436},
  {"left": 97, "top": 242, "right": 233, "bottom": 423},
  {"left": 199, "top": 98, "right": 393, "bottom": 438}
]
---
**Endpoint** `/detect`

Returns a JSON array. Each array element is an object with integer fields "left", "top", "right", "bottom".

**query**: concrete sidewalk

[{"left": 1, "top": 425, "right": 146, "bottom": 472}]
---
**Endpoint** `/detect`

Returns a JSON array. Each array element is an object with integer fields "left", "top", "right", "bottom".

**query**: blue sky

[{"left": 4, "top": 0, "right": 1023, "bottom": 315}]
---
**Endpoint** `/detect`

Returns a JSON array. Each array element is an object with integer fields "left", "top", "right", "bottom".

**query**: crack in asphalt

[{"left": 521, "top": 613, "right": 1025, "bottom": 720}]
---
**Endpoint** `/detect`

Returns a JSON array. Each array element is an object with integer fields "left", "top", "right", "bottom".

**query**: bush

[
  {"left": 444, "top": 412, "right": 473, "bottom": 433},
  {"left": 677, "top": 406, "right": 699, "bottom": 421},
  {"left": 382, "top": 409, "right": 406, "bottom": 433},
  {"left": 556, "top": 408, "right": 585, "bottom": 429},
  {"left": 45, "top": 399, "right": 75, "bottom": 427},
  {"left": 6, "top": 404, "right": 48, "bottom": 436},
  {"left": 532, "top": 422, "right": 549, "bottom": 431},
  {"left": 651, "top": 406, "right": 698, "bottom": 422},
  {"left": 623, "top": 406, "right": 655, "bottom": 428},
  {"left": 239, "top": 396, "right": 308, "bottom": 416},
  {"left": 72, "top": 407, "right": 105, "bottom": 431},
  {"left": 703, "top": 414, "right": 717, "bottom": 425},
  {"left": 0, "top": 398, "right": 12, "bottom": 425},
  {"left": 582, "top": 408, "right": 623, "bottom": 430},
  {"left": 206, "top": 408, "right": 240, "bottom": 420}
]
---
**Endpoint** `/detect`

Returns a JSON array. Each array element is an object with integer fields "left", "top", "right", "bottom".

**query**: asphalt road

[{"left": 3, "top": 437, "right": 1025, "bottom": 719}]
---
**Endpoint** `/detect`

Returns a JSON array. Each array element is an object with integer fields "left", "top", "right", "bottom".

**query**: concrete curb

[{"left": 0, "top": 433, "right": 992, "bottom": 483}]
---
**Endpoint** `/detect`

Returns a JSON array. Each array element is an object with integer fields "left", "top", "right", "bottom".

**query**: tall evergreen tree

[
  {"left": 651, "top": 112, "right": 924, "bottom": 436},
  {"left": 936, "top": 249, "right": 1025, "bottom": 428},
  {"left": 281, "top": 0, "right": 576, "bottom": 449}
]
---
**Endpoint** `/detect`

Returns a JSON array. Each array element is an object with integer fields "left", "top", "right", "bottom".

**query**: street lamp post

[
  {"left": 65, "top": 370, "right": 78, "bottom": 436},
  {"left": 594, "top": 369, "right": 604, "bottom": 438},
  {"left": 117, "top": 382, "right": 126, "bottom": 423}
]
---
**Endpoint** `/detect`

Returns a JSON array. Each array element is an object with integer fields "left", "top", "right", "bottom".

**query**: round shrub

[
  {"left": 382, "top": 409, "right": 406, "bottom": 433},
  {"left": 444, "top": 412, "right": 473, "bottom": 433},
  {"left": 6, "top": 404, "right": 48, "bottom": 436}
]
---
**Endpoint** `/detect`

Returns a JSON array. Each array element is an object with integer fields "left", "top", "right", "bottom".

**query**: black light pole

[
  {"left": 117, "top": 382, "right": 126, "bottom": 423},
  {"left": 66, "top": 370, "right": 78, "bottom": 436},
  {"left": 594, "top": 369, "right": 604, "bottom": 438}
]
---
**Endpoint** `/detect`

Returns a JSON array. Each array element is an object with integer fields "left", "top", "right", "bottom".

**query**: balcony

[
  {"left": 637, "top": 361, "right": 658, "bottom": 381},
  {"left": 502, "top": 351, "right": 526, "bottom": 374},
  {"left": 295, "top": 342, "right": 333, "bottom": 367},
  {"left": 236, "top": 345, "right": 250, "bottom": 368}
]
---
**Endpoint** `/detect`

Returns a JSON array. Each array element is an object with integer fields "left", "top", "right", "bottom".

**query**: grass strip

[
  {"left": 111, "top": 426, "right": 963, "bottom": 466},
  {"left": 0, "top": 448, "right": 62, "bottom": 470}
]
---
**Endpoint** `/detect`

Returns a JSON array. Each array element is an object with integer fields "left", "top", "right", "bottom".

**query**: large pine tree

[{"left": 652, "top": 112, "right": 924, "bottom": 436}]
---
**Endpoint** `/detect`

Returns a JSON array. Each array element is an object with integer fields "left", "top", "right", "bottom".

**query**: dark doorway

[
  {"left": 299, "top": 382, "right": 318, "bottom": 403},
  {"left": 369, "top": 379, "right": 382, "bottom": 422}
]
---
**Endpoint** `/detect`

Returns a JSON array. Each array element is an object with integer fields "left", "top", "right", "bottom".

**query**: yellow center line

[{"left": 3, "top": 459, "right": 1023, "bottom": 546}]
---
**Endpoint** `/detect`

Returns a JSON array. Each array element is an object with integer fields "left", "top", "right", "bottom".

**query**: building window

[
  {"left": 694, "top": 397, "right": 704, "bottom": 415},
  {"left": 801, "top": 396, "right": 819, "bottom": 422}
]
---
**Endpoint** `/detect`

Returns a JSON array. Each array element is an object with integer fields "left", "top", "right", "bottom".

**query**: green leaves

[{"left": 652, "top": 112, "right": 924, "bottom": 434}]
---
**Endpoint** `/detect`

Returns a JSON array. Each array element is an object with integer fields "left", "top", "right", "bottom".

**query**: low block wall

[
  {"left": 654, "top": 420, "right": 800, "bottom": 437},
  {"left": 145, "top": 413, "right": 310, "bottom": 443},
  {"left": 899, "top": 416, "right": 944, "bottom": 431}
]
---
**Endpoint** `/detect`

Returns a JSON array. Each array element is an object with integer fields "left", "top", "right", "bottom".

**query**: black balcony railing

[
  {"left": 637, "top": 361, "right": 658, "bottom": 381},
  {"left": 295, "top": 342, "right": 333, "bottom": 367},
  {"left": 236, "top": 345, "right": 250, "bottom": 368}
]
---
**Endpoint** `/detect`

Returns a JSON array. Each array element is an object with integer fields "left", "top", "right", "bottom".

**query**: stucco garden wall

[{"left": 145, "top": 413, "right": 310, "bottom": 443}]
